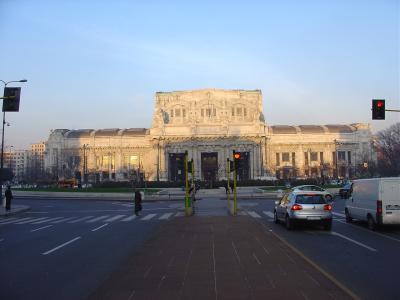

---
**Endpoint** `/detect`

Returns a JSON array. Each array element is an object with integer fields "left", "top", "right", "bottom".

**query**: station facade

[{"left": 44, "top": 89, "right": 374, "bottom": 182}]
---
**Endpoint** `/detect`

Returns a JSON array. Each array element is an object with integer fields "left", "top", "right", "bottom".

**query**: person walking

[
  {"left": 134, "top": 189, "right": 142, "bottom": 216},
  {"left": 5, "top": 185, "right": 13, "bottom": 212}
]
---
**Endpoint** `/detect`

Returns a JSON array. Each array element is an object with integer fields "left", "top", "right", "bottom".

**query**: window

[
  {"left": 338, "top": 151, "right": 346, "bottom": 161},
  {"left": 244, "top": 108, "right": 247, "bottom": 116},
  {"left": 347, "top": 151, "right": 351, "bottom": 164},
  {"left": 332, "top": 152, "right": 336, "bottom": 164},
  {"left": 304, "top": 152, "right": 308, "bottom": 165},
  {"left": 282, "top": 152, "right": 290, "bottom": 162},
  {"left": 310, "top": 152, "right": 318, "bottom": 161},
  {"left": 175, "top": 109, "right": 180, "bottom": 117},
  {"left": 232, "top": 107, "right": 235, "bottom": 116},
  {"left": 201, "top": 109, "right": 204, "bottom": 117},
  {"left": 213, "top": 108, "right": 216, "bottom": 116},
  {"left": 292, "top": 152, "right": 296, "bottom": 165},
  {"left": 206, "top": 108, "right": 211, "bottom": 117},
  {"left": 320, "top": 152, "right": 324, "bottom": 163},
  {"left": 237, "top": 107, "right": 242, "bottom": 115},
  {"left": 276, "top": 153, "right": 280, "bottom": 166},
  {"left": 183, "top": 109, "right": 186, "bottom": 118},
  {"left": 170, "top": 110, "right": 174, "bottom": 117}
]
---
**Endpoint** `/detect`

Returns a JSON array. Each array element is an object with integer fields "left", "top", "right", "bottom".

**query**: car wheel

[
  {"left": 323, "top": 220, "right": 332, "bottom": 231},
  {"left": 367, "top": 215, "right": 376, "bottom": 231},
  {"left": 274, "top": 210, "right": 279, "bottom": 224},
  {"left": 345, "top": 208, "right": 352, "bottom": 223},
  {"left": 285, "top": 215, "right": 294, "bottom": 230}
]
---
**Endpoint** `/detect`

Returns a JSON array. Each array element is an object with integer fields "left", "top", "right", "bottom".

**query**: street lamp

[{"left": 0, "top": 79, "right": 27, "bottom": 198}]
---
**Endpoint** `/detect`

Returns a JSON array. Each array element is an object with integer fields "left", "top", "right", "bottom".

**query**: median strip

[{"left": 42, "top": 236, "right": 81, "bottom": 255}]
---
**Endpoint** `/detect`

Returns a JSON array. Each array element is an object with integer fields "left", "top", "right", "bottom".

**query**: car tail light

[
  {"left": 324, "top": 204, "right": 332, "bottom": 211},
  {"left": 377, "top": 200, "right": 382, "bottom": 215},
  {"left": 291, "top": 204, "right": 303, "bottom": 211}
]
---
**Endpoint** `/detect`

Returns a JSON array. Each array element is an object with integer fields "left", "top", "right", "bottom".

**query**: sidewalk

[
  {"left": 0, "top": 204, "right": 31, "bottom": 217},
  {"left": 89, "top": 215, "right": 354, "bottom": 300}
]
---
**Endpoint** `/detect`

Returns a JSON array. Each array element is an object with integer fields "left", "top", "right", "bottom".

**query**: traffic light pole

[
  {"left": 184, "top": 152, "right": 192, "bottom": 216},
  {"left": 233, "top": 156, "right": 237, "bottom": 216}
]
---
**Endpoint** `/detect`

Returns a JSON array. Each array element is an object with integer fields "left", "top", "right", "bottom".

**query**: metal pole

[{"left": 0, "top": 111, "right": 6, "bottom": 198}]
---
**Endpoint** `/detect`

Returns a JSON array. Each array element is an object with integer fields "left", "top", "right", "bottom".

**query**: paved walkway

[
  {"left": 0, "top": 204, "right": 30, "bottom": 217},
  {"left": 89, "top": 214, "right": 353, "bottom": 300}
]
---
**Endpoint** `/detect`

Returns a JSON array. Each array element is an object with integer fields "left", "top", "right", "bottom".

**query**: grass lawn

[{"left": 16, "top": 187, "right": 161, "bottom": 194}]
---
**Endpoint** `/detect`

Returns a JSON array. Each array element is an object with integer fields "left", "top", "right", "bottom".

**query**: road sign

[{"left": 3, "top": 87, "right": 21, "bottom": 112}]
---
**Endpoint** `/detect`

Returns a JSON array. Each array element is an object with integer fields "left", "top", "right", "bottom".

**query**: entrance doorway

[
  {"left": 201, "top": 152, "right": 218, "bottom": 187},
  {"left": 169, "top": 153, "right": 185, "bottom": 182}
]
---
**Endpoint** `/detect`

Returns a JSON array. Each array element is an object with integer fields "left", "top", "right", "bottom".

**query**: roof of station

[
  {"left": 64, "top": 128, "right": 149, "bottom": 138},
  {"left": 270, "top": 124, "right": 356, "bottom": 134}
]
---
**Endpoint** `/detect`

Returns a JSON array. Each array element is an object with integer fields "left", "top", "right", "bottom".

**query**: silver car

[
  {"left": 274, "top": 191, "right": 333, "bottom": 230},
  {"left": 291, "top": 185, "right": 333, "bottom": 202}
]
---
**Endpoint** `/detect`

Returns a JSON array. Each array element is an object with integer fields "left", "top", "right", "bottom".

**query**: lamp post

[{"left": 0, "top": 79, "right": 27, "bottom": 198}]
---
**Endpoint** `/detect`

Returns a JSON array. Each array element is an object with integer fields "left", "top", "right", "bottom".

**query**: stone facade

[{"left": 44, "top": 89, "right": 374, "bottom": 182}]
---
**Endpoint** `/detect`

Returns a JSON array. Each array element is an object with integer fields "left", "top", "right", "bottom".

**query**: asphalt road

[
  {"left": 1, "top": 195, "right": 399, "bottom": 299},
  {"left": 0, "top": 197, "right": 182, "bottom": 300}
]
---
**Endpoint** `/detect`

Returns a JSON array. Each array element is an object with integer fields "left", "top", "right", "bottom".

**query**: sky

[{"left": 0, "top": 0, "right": 399, "bottom": 149}]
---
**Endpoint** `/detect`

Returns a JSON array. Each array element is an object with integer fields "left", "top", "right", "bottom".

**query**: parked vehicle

[
  {"left": 291, "top": 185, "right": 333, "bottom": 202},
  {"left": 274, "top": 190, "right": 333, "bottom": 230},
  {"left": 339, "top": 183, "right": 353, "bottom": 199},
  {"left": 345, "top": 177, "right": 400, "bottom": 230}
]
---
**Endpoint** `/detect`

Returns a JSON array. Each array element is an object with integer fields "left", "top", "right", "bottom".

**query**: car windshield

[{"left": 295, "top": 194, "right": 326, "bottom": 204}]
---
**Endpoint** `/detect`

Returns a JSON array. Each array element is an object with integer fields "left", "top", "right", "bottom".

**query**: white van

[{"left": 345, "top": 177, "right": 400, "bottom": 230}]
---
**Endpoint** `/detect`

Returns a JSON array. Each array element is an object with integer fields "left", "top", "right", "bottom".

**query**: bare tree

[{"left": 375, "top": 122, "right": 400, "bottom": 176}]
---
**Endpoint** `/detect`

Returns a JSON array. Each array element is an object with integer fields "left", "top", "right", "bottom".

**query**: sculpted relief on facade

[{"left": 45, "top": 89, "right": 374, "bottom": 182}]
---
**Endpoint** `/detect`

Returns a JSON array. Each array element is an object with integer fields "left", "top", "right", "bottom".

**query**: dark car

[{"left": 339, "top": 183, "right": 353, "bottom": 199}]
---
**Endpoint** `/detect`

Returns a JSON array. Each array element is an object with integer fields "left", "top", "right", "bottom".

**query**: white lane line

[
  {"left": 42, "top": 236, "right": 81, "bottom": 255},
  {"left": 237, "top": 211, "right": 247, "bottom": 216},
  {"left": 0, "top": 217, "right": 32, "bottom": 224},
  {"left": 332, "top": 212, "right": 345, "bottom": 218},
  {"left": 121, "top": 215, "right": 137, "bottom": 222},
  {"left": 104, "top": 215, "right": 126, "bottom": 222},
  {"left": 159, "top": 212, "right": 173, "bottom": 220},
  {"left": 175, "top": 212, "right": 185, "bottom": 217},
  {"left": 50, "top": 217, "right": 77, "bottom": 224},
  {"left": 86, "top": 216, "right": 110, "bottom": 223},
  {"left": 263, "top": 211, "right": 274, "bottom": 219},
  {"left": 248, "top": 211, "right": 262, "bottom": 218},
  {"left": 141, "top": 214, "right": 156, "bottom": 221},
  {"left": 0, "top": 238, "right": 4, "bottom": 242},
  {"left": 32, "top": 217, "right": 64, "bottom": 224},
  {"left": 331, "top": 231, "right": 377, "bottom": 252},
  {"left": 31, "top": 225, "right": 53, "bottom": 232},
  {"left": 68, "top": 216, "right": 94, "bottom": 223},
  {"left": 16, "top": 217, "right": 50, "bottom": 224},
  {"left": 91, "top": 223, "right": 109, "bottom": 232}
]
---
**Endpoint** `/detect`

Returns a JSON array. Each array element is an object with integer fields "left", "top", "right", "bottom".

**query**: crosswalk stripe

[
  {"left": 50, "top": 217, "right": 77, "bottom": 224},
  {"left": 0, "top": 217, "right": 32, "bottom": 224},
  {"left": 86, "top": 216, "right": 110, "bottom": 223},
  {"left": 248, "top": 211, "right": 262, "bottom": 218},
  {"left": 159, "top": 212, "right": 173, "bottom": 220},
  {"left": 263, "top": 211, "right": 274, "bottom": 218},
  {"left": 16, "top": 217, "right": 51, "bottom": 224},
  {"left": 121, "top": 215, "right": 137, "bottom": 222},
  {"left": 32, "top": 217, "right": 64, "bottom": 224},
  {"left": 175, "top": 212, "right": 185, "bottom": 217},
  {"left": 238, "top": 211, "right": 247, "bottom": 216},
  {"left": 104, "top": 215, "right": 126, "bottom": 222},
  {"left": 141, "top": 214, "right": 156, "bottom": 221},
  {"left": 68, "top": 216, "right": 94, "bottom": 223},
  {"left": 0, "top": 217, "right": 18, "bottom": 223}
]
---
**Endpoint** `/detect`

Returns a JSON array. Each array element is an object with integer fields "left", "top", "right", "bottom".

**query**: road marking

[
  {"left": 252, "top": 253, "right": 261, "bottom": 265},
  {"left": 32, "top": 217, "right": 64, "bottom": 224},
  {"left": 237, "top": 211, "right": 247, "bottom": 216},
  {"left": 141, "top": 214, "right": 156, "bottom": 221},
  {"left": 332, "top": 212, "right": 345, "bottom": 218},
  {"left": 68, "top": 216, "right": 94, "bottom": 223},
  {"left": 331, "top": 231, "right": 377, "bottom": 252},
  {"left": 91, "top": 223, "right": 109, "bottom": 232},
  {"left": 121, "top": 215, "right": 137, "bottom": 222},
  {"left": 31, "top": 225, "right": 53, "bottom": 232},
  {"left": 104, "top": 215, "right": 126, "bottom": 222},
  {"left": 248, "top": 211, "right": 262, "bottom": 218},
  {"left": 86, "top": 216, "right": 110, "bottom": 223},
  {"left": 175, "top": 212, "right": 185, "bottom": 217},
  {"left": 42, "top": 236, "right": 81, "bottom": 255},
  {"left": 16, "top": 217, "right": 51, "bottom": 224},
  {"left": 50, "top": 217, "right": 77, "bottom": 224},
  {"left": 263, "top": 211, "right": 274, "bottom": 218},
  {"left": 159, "top": 212, "right": 173, "bottom": 220},
  {"left": 0, "top": 217, "right": 32, "bottom": 224},
  {"left": 0, "top": 217, "right": 18, "bottom": 223}
]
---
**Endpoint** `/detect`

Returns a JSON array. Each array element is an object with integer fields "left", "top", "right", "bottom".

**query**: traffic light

[
  {"left": 372, "top": 99, "right": 385, "bottom": 120},
  {"left": 233, "top": 150, "right": 241, "bottom": 170},
  {"left": 3, "top": 87, "right": 21, "bottom": 112}
]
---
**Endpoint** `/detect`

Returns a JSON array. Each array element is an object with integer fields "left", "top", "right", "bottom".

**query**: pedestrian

[
  {"left": 134, "top": 189, "right": 142, "bottom": 216},
  {"left": 5, "top": 185, "right": 13, "bottom": 212},
  {"left": 189, "top": 184, "right": 196, "bottom": 202}
]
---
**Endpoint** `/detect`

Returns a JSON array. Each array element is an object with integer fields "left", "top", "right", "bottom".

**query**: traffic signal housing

[
  {"left": 372, "top": 99, "right": 385, "bottom": 120},
  {"left": 233, "top": 150, "right": 241, "bottom": 170},
  {"left": 3, "top": 87, "right": 21, "bottom": 112}
]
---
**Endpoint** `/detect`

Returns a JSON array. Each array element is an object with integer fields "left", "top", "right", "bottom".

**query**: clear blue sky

[{"left": 0, "top": 0, "right": 399, "bottom": 148}]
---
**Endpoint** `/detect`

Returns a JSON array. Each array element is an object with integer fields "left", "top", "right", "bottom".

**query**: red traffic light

[
  {"left": 234, "top": 153, "right": 241, "bottom": 159},
  {"left": 377, "top": 101, "right": 384, "bottom": 108},
  {"left": 372, "top": 99, "right": 385, "bottom": 120}
]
